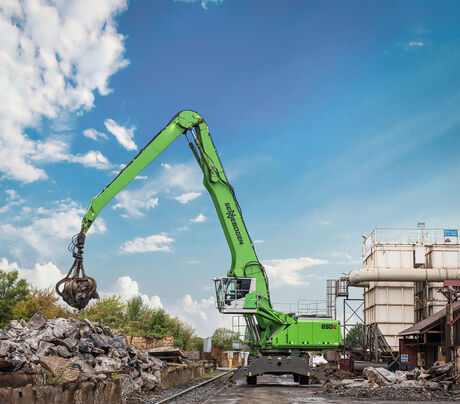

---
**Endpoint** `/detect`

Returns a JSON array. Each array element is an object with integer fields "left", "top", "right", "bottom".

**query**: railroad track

[{"left": 154, "top": 371, "right": 232, "bottom": 404}]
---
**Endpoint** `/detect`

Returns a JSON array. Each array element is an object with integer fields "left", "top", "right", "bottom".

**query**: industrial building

[
  {"left": 361, "top": 227, "right": 459, "bottom": 350},
  {"left": 330, "top": 227, "right": 460, "bottom": 369}
]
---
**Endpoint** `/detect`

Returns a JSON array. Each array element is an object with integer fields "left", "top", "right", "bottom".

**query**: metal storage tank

[{"left": 362, "top": 228, "right": 460, "bottom": 351}]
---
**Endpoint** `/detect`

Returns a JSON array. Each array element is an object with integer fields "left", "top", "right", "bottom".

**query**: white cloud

[
  {"left": 0, "top": 257, "right": 66, "bottom": 290},
  {"left": 112, "top": 162, "right": 204, "bottom": 217},
  {"left": 0, "top": 205, "right": 11, "bottom": 215},
  {"left": 174, "top": 192, "right": 202, "bottom": 204},
  {"left": 160, "top": 162, "right": 203, "bottom": 192},
  {"left": 104, "top": 119, "right": 137, "bottom": 151},
  {"left": 409, "top": 41, "right": 424, "bottom": 47},
  {"left": 330, "top": 252, "right": 353, "bottom": 261},
  {"left": 108, "top": 276, "right": 162, "bottom": 309},
  {"left": 262, "top": 256, "right": 328, "bottom": 287},
  {"left": 83, "top": 128, "right": 108, "bottom": 141},
  {"left": 174, "top": 0, "right": 223, "bottom": 10},
  {"left": 253, "top": 239, "right": 264, "bottom": 244},
  {"left": 0, "top": 0, "right": 129, "bottom": 182},
  {"left": 168, "top": 294, "right": 231, "bottom": 337},
  {"left": 121, "top": 233, "right": 174, "bottom": 254},
  {"left": 320, "top": 220, "right": 332, "bottom": 226},
  {"left": 72, "top": 150, "right": 113, "bottom": 170},
  {"left": 0, "top": 206, "right": 11, "bottom": 214},
  {"left": 187, "top": 259, "right": 200, "bottom": 264},
  {"left": 113, "top": 190, "right": 158, "bottom": 217},
  {"left": 182, "top": 294, "right": 213, "bottom": 320},
  {"left": 25, "top": 138, "right": 113, "bottom": 170},
  {"left": 5, "top": 189, "right": 18, "bottom": 200},
  {"left": 190, "top": 213, "right": 207, "bottom": 223},
  {"left": 0, "top": 188, "right": 24, "bottom": 213},
  {"left": 0, "top": 199, "right": 106, "bottom": 257}
]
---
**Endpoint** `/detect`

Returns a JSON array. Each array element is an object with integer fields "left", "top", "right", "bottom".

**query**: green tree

[
  {"left": 143, "top": 308, "right": 170, "bottom": 336},
  {"left": 345, "top": 324, "right": 364, "bottom": 348},
  {"left": 167, "top": 316, "right": 195, "bottom": 350},
  {"left": 80, "top": 296, "right": 126, "bottom": 330},
  {"left": 211, "top": 327, "right": 239, "bottom": 351},
  {"left": 126, "top": 296, "right": 148, "bottom": 323},
  {"left": 0, "top": 270, "right": 29, "bottom": 327},
  {"left": 12, "top": 288, "right": 70, "bottom": 321},
  {"left": 191, "top": 336, "right": 204, "bottom": 352}
]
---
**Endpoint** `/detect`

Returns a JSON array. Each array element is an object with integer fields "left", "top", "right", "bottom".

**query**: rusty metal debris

[{"left": 56, "top": 233, "right": 99, "bottom": 309}]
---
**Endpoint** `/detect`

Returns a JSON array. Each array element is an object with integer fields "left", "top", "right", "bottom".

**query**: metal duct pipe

[{"left": 347, "top": 267, "right": 460, "bottom": 286}]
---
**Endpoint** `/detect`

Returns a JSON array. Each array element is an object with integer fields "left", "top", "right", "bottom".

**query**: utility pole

[
  {"left": 439, "top": 281, "right": 460, "bottom": 372},
  {"left": 445, "top": 287, "right": 454, "bottom": 363}
]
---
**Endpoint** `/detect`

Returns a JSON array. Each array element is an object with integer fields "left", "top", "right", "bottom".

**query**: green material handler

[{"left": 56, "top": 111, "right": 341, "bottom": 384}]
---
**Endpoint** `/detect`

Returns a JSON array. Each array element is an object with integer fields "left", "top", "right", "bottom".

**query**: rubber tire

[
  {"left": 246, "top": 375, "right": 257, "bottom": 385},
  {"left": 298, "top": 375, "right": 309, "bottom": 385},
  {"left": 293, "top": 373, "right": 299, "bottom": 383}
]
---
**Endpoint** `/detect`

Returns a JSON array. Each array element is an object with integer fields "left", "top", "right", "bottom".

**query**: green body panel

[
  {"left": 78, "top": 110, "right": 342, "bottom": 351},
  {"left": 242, "top": 293, "right": 341, "bottom": 348},
  {"left": 269, "top": 319, "right": 342, "bottom": 350}
]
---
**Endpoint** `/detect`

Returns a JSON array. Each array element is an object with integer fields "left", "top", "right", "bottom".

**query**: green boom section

[
  {"left": 80, "top": 110, "right": 270, "bottom": 303},
  {"left": 80, "top": 112, "right": 201, "bottom": 234}
]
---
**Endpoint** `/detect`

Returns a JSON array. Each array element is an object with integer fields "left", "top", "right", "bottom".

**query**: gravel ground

[
  {"left": 127, "top": 373, "right": 460, "bottom": 403},
  {"left": 207, "top": 374, "right": 460, "bottom": 403},
  {"left": 318, "top": 385, "right": 460, "bottom": 401},
  {"left": 126, "top": 371, "right": 231, "bottom": 404}
]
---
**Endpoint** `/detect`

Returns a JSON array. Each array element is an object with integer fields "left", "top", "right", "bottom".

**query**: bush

[
  {"left": 191, "top": 336, "right": 204, "bottom": 352},
  {"left": 80, "top": 295, "right": 126, "bottom": 330},
  {"left": 211, "top": 327, "right": 239, "bottom": 351},
  {"left": 0, "top": 270, "right": 29, "bottom": 327},
  {"left": 12, "top": 288, "right": 70, "bottom": 321}
]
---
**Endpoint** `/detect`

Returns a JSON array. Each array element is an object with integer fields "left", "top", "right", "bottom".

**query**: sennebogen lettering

[{"left": 225, "top": 202, "right": 244, "bottom": 245}]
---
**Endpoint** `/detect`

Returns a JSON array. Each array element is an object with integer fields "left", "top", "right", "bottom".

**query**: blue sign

[
  {"left": 400, "top": 354, "right": 408, "bottom": 363},
  {"left": 444, "top": 230, "right": 458, "bottom": 238}
]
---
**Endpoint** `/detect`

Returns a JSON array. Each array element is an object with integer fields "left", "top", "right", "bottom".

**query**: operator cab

[{"left": 213, "top": 277, "right": 257, "bottom": 314}]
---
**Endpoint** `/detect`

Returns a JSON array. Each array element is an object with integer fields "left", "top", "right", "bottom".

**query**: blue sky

[{"left": 0, "top": 0, "right": 459, "bottom": 336}]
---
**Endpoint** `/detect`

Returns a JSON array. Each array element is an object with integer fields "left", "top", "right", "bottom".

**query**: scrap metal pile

[
  {"left": 0, "top": 311, "right": 170, "bottom": 395},
  {"left": 321, "top": 363, "right": 460, "bottom": 401}
]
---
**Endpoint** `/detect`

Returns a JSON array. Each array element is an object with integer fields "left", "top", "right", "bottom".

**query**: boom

[
  {"left": 57, "top": 111, "right": 341, "bottom": 384},
  {"left": 58, "top": 111, "right": 270, "bottom": 307}
]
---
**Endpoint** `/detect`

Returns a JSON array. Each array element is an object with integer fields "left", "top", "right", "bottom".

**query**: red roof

[{"left": 399, "top": 301, "right": 460, "bottom": 336}]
